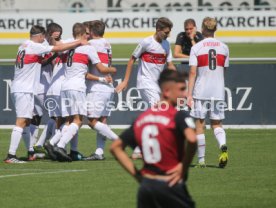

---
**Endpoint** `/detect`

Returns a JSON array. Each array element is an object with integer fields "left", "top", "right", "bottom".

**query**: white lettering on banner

[
  {"left": 101, "top": 17, "right": 159, "bottom": 29},
  {"left": 224, "top": 87, "right": 234, "bottom": 111},
  {"left": 3, "top": 79, "right": 12, "bottom": 111},
  {"left": 0, "top": 18, "right": 53, "bottom": 30},
  {"left": 236, "top": 87, "right": 253, "bottom": 110},
  {"left": 216, "top": 16, "right": 276, "bottom": 28}
]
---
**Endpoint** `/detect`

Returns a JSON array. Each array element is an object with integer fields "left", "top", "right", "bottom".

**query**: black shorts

[{"left": 137, "top": 178, "right": 195, "bottom": 208}]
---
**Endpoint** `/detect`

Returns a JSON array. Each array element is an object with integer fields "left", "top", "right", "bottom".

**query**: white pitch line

[{"left": 0, "top": 169, "right": 87, "bottom": 179}]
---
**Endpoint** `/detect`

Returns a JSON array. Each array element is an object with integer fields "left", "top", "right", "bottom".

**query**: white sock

[
  {"left": 9, "top": 126, "right": 23, "bottom": 155},
  {"left": 214, "top": 127, "right": 226, "bottom": 148},
  {"left": 57, "top": 123, "right": 79, "bottom": 149},
  {"left": 49, "top": 129, "right": 62, "bottom": 146},
  {"left": 133, "top": 146, "right": 141, "bottom": 154},
  {"left": 197, "top": 134, "right": 206, "bottom": 163},
  {"left": 93, "top": 122, "right": 118, "bottom": 140},
  {"left": 30, "top": 124, "right": 39, "bottom": 146},
  {"left": 22, "top": 126, "right": 34, "bottom": 152},
  {"left": 70, "top": 132, "right": 79, "bottom": 152},
  {"left": 95, "top": 133, "right": 105, "bottom": 155},
  {"left": 36, "top": 119, "right": 56, "bottom": 146}
]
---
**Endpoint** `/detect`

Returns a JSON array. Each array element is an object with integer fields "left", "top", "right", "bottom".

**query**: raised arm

[
  {"left": 95, "top": 62, "right": 116, "bottom": 74},
  {"left": 51, "top": 39, "right": 87, "bottom": 52},
  {"left": 115, "top": 56, "right": 136, "bottom": 93}
]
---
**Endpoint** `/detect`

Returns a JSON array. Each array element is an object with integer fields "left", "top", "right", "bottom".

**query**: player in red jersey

[{"left": 110, "top": 70, "right": 197, "bottom": 208}]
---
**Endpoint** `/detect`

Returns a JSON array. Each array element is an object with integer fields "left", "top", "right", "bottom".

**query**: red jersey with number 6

[{"left": 131, "top": 105, "right": 194, "bottom": 175}]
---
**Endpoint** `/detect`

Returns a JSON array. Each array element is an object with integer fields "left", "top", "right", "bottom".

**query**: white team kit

[
  {"left": 46, "top": 39, "right": 74, "bottom": 117},
  {"left": 11, "top": 40, "right": 53, "bottom": 118},
  {"left": 86, "top": 38, "right": 114, "bottom": 118},
  {"left": 33, "top": 39, "right": 53, "bottom": 117},
  {"left": 132, "top": 35, "right": 173, "bottom": 106},
  {"left": 189, "top": 37, "right": 230, "bottom": 120},
  {"left": 61, "top": 43, "right": 100, "bottom": 117}
]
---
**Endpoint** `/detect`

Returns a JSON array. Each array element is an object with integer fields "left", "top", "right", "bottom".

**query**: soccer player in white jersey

[
  {"left": 187, "top": 17, "right": 230, "bottom": 168},
  {"left": 116, "top": 17, "right": 176, "bottom": 159},
  {"left": 44, "top": 23, "right": 116, "bottom": 162},
  {"left": 32, "top": 23, "right": 63, "bottom": 155},
  {"left": 84, "top": 20, "right": 118, "bottom": 161},
  {"left": 4, "top": 25, "right": 86, "bottom": 163}
]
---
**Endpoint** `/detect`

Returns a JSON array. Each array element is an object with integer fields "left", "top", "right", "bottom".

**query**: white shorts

[
  {"left": 190, "top": 99, "right": 225, "bottom": 120},
  {"left": 33, "top": 93, "right": 46, "bottom": 117},
  {"left": 12, "top": 92, "right": 34, "bottom": 119},
  {"left": 61, "top": 91, "right": 87, "bottom": 117},
  {"left": 45, "top": 95, "right": 62, "bottom": 118},
  {"left": 139, "top": 89, "right": 160, "bottom": 108},
  {"left": 86, "top": 91, "right": 114, "bottom": 118}
]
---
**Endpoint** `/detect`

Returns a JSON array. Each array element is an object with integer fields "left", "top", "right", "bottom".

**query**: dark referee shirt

[{"left": 175, "top": 31, "right": 203, "bottom": 56}]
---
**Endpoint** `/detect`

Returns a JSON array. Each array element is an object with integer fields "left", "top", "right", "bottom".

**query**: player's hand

[
  {"left": 166, "top": 163, "right": 183, "bottom": 187},
  {"left": 189, "top": 27, "right": 196, "bottom": 40},
  {"left": 187, "top": 96, "right": 194, "bottom": 109},
  {"left": 105, "top": 75, "right": 113, "bottom": 83},
  {"left": 115, "top": 81, "right": 128, "bottom": 93}
]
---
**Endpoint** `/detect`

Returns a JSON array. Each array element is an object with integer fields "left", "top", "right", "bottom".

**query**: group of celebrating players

[{"left": 4, "top": 16, "right": 229, "bottom": 208}]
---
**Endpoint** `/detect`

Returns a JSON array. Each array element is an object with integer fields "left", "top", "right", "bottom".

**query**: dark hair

[
  {"left": 89, "top": 20, "right": 105, "bottom": 37},
  {"left": 72, "top": 23, "right": 86, "bottom": 38},
  {"left": 83, "top": 21, "right": 91, "bottom": 29},
  {"left": 46, "top": 23, "right": 62, "bottom": 37},
  {"left": 30, "top": 25, "right": 46, "bottom": 36},
  {"left": 184, "top": 18, "right": 196, "bottom": 28},
  {"left": 158, "top": 70, "right": 187, "bottom": 87},
  {"left": 156, "top": 17, "right": 173, "bottom": 30}
]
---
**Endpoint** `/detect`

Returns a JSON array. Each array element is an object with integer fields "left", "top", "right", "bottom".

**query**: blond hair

[{"left": 202, "top": 17, "right": 217, "bottom": 36}]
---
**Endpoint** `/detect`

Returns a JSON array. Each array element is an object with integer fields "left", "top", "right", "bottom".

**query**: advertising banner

[
  {"left": 0, "top": 64, "right": 275, "bottom": 125},
  {"left": 0, "top": 10, "right": 276, "bottom": 44}
]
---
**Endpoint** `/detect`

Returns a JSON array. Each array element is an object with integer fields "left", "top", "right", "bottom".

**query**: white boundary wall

[{"left": 0, "top": 10, "right": 276, "bottom": 44}]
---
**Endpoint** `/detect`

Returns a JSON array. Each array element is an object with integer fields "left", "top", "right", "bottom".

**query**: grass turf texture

[
  {"left": 1, "top": 43, "right": 276, "bottom": 60},
  {"left": 0, "top": 129, "right": 275, "bottom": 208}
]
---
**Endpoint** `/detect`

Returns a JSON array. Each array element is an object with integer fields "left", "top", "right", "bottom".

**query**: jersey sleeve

[
  {"left": 119, "top": 124, "right": 137, "bottom": 149},
  {"left": 34, "top": 43, "right": 54, "bottom": 55},
  {"left": 189, "top": 47, "right": 197, "bottom": 66},
  {"left": 132, "top": 40, "right": 146, "bottom": 59},
  {"left": 175, "top": 33, "right": 183, "bottom": 46},
  {"left": 224, "top": 45, "right": 230, "bottom": 68},
  {"left": 166, "top": 48, "right": 173, "bottom": 62},
  {"left": 88, "top": 46, "right": 101, "bottom": 64},
  {"left": 175, "top": 111, "right": 195, "bottom": 134}
]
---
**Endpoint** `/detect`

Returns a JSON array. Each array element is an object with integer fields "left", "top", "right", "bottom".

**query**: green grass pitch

[
  {"left": 0, "top": 42, "right": 276, "bottom": 207},
  {"left": 0, "top": 129, "right": 276, "bottom": 208}
]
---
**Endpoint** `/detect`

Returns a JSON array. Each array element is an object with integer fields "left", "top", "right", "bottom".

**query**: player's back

[
  {"left": 133, "top": 105, "right": 183, "bottom": 175},
  {"left": 12, "top": 40, "right": 53, "bottom": 94},
  {"left": 189, "top": 38, "right": 229, "bottom": 100},
  {"left": 62, "top": 44, "right": 100, "bottom": 92}
]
